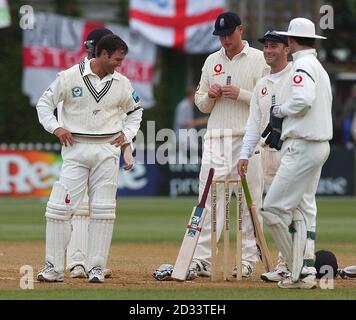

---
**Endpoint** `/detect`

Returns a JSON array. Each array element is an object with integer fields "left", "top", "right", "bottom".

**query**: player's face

[
  {"left": 219, "top": 25, "right": 243, "bottom": 53},
  {"left": 263, "top": 40, "right": 289, "bottom": 68},
  {"left": 103, "top": 49, "right": 126, "bottom": 74}
]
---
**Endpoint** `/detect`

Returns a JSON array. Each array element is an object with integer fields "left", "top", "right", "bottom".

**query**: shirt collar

[
  {"left": 82, "top": 58, "right": 121, "bottom": 81},
  {"left": 267, "top": 62, "right": 293, "bottom": 82},
  {"left": 292, "top": 48, "right": 317, "bottom": 61},
  {"left": 220, "top": 40, "right": 250, "bottom": 61}
]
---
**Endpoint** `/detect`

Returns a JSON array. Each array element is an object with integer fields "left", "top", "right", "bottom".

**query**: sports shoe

[
  {"left": 37, "top": 261, "right": 64, "bottom": 282},
  {"left": 69, "top": 265, "right": 87, "bottom": 278},
  {"left": 261, "top": 264, "right": 291, "bottom": 282},
  {"left": 233, "top": 263, "right": 253, "bottom": 278},
  {"left": 338, "top": 266, "right": 356, "bottom": 279},
  {"left": 278, "top": 274, "right": 317, "bottom": 289},
  {"left": 104, "top": 268, "right": 113, "bottom": 278},
  {"left": 190, "top": 259, "right": 211, "bottom": 277},
  {"left": 88, "top": 266, "right": 105, "bottom": 283}
]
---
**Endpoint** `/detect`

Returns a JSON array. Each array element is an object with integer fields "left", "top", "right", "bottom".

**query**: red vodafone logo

[
  {"left": 261, "top": 87, "right": 267, "bottom": 96},
  {"left": 293, "top": 75, "right": 303, "bottom": 84},
  {"left": 214, "top": 64, "right": 222, "bottom": 73}
]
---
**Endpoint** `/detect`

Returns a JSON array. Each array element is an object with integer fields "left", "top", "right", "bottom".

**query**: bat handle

[{"left": 198, "top": 168, "right": 215, "bottom": 208}]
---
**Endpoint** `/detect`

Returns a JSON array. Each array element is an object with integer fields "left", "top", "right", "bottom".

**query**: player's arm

[
  {"left": 277, "top": 62, "right": 316, "bottom": 118},
  {"left": 238, "top": 88, "right": 262, "bottom": 177},
  {"left": 111, "top": 82, "right": 143, "bottom": 147},
  {"left": 121, "top": 142, "right": 134, "bottom": 170},
  {"left": 36, "top": 78, "right": 74, "bottom": 146},
  {"left": 36, "top": 78, "right": 62, "bottom": 134},
  {"left": 195, "top": 59, "right": 218, "bottom": 113}
]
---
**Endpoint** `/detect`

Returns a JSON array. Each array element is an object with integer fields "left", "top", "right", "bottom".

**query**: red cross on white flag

[{"left": 129, "top": 0, "right": 225, "bottom": 53}]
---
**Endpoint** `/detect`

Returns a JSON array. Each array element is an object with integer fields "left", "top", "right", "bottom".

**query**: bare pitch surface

[{"left": 0, "top": 197, "right": 356, "bottom": 299}]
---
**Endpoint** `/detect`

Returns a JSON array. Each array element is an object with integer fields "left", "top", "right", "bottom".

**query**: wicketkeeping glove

[{"left": 261, "top": 105, "right": 284, "bottom": 151}]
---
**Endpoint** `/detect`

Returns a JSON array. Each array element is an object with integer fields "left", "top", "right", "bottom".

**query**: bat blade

[
  {"left": 171, "top": 205, "right": 206, "bottom": 281},
  {"left": 172, "top": 168, "right": 215, "bottom": 281},
  {"left": 241, "top": 176, "right": 273, "bottom": 272}
]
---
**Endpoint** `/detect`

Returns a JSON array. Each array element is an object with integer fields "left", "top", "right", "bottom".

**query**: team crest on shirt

[
  {"left": 261, "top": 87, "right": 267, "bottom": 96},
  {"left": 71, "top": 86, "right": 83, "bottom": 98},
  {"left": 132, "top": 90, "right": 140, "bottom": 103}
]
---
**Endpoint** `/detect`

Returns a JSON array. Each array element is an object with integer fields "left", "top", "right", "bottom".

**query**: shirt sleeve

[
  {"left": 195, "top": 59, "right": 216, "bottom": 113},
  {"left": 240, "top": 88, "right": 262, "bottom": 159},
  {"left": 121, "top": 107, "right": 143, "bottom": 142},
  {"left": 36, "top": 78, "right": 63, "bottom": 134},
  {"left": 280, "top": 62, "right": 316, "bottom": 117},
  {"left": 121, "top": 79, "right": 141, "bottom": 114}
]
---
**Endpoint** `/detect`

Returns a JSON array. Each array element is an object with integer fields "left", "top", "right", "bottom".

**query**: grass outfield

[{"left": 0, "top": 196, "right": 356, "bottom": 300}]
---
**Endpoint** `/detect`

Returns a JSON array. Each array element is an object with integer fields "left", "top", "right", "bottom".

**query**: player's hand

[
  {"left": 237, "top": 159, "right": 249, "bottom": 177},
  {"left": 208, "top": 84, "right": 222, "bottom": 99},
  {"left": 54, "top": 127, "right": 74, "bottom": 147},
  {"left": 221, "top": 85, "right": 240, "bottom": 100},
  {"left": 111, "top": 132, "right": 127, "bottom": 147},
  {"left": 122, "top": 144, "right": 134, "bottom": 170}
]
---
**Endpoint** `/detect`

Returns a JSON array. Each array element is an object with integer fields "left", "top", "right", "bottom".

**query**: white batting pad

[
  {"left": 89, "top": 183, "right": 117, "bottom": 219},
  {"left": 86, "top": 219, "right": 114, "bottom": 271},
  {"left": 45, "top": 182, "right": 72, "bottom": 220},
  {"left": 291, "top": 220, "right": 307, "bottom": 282},
  {"left": 261, "top": 210, "right": 292, "bottom": 268},
  {"left": 45, "top": 218, "right": 71, "bottom": 272},
  {"left": 66, "top": 215, "right": 89, "bottom": 270}
]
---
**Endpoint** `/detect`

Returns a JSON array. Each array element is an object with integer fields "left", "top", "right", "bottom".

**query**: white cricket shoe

[
  {"left": 37, "top": 261, "right": 64, "bottom": 282},
  {"left": 278, "top": 274, "right": 317, "bottom": 289},
  {"left": 88, "top": 266, "right": 105, "bottom": 283},
  {"left": 69, "top": 265, "right": 87, "bottom": 278},
  {"left": 104, "top": 268, "right": 113, "bottom": 278},
  {"left": 190, "top": 259, "right": 211, "bottom": 277},
  {"left": 233, "top": 263, "right": 253, "bottom": 278},
  {"left": 261, "top": 264, "right": 291, "bottom": 282}
]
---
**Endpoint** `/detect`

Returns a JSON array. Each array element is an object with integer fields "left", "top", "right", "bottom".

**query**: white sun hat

[{"left": 277, "top": 18, "right": 327, "bottom": 39}]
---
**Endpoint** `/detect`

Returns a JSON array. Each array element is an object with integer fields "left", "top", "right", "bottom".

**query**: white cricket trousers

[
  {"left": 59, "top": 142, "right": 120, "bottom": 208},
  {"left": 261, "top": 147, "right": 318, "bottom": 268},
  {"left": 263, "top": 139, "right": 330, "bottom": 269},
  {"left": 44, "top": 139, "right": 120, "bottom": 272},
  {"left": 193, "top": 135, "right": 264, "bottom": 267}
]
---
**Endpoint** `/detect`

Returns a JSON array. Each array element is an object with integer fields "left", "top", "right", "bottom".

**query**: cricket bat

[
  {"left": 172, "top": 168, "right": 215, "bottom": 281},
  {"left": 241, "top": 176, "right": 273, "bottom": 272}
]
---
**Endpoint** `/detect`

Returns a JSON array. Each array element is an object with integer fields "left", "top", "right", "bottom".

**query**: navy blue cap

[
  {"left": 213, "top": 12, "right": 241, "bottom": 36},
  {"left": 258, "top": 30, "right": 288, "bottom": 46},
  {"left": 85, "top": 28, "right": 113, "bottom": 47}
]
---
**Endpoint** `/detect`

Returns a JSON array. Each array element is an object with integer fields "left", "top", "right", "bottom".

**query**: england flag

[{"left": 129, "top": 0, "right": 226, "bottom": 53}]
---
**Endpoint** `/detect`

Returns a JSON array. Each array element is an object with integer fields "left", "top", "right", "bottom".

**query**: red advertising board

[{"left": 0, "top": 150, "right": 62, "bottom": 197}]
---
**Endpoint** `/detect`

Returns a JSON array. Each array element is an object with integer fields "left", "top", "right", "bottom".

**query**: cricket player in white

[
  {"left": 191, "top": 12, "right": 269, "bottom": 278},
  {"left": 260, "top": 18, "right": 332, "bottom": 289},
  {"left": 238, "top": 31, "right": 292, "bottom": 281},
  {"left": 65, "top": 28, "right": 134, "bottom": 279},
  {"left": 36, "top": 34, "right": 142, "bottom": 283},
  {"left": 238, "top": 30, "right": 320, "bottom": 282}
]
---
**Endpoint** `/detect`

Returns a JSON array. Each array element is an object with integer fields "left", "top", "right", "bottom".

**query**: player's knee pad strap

[
  {"left": 90, "top": 183, "right": 117, "bottom": 220},
  {"left": 261, "top": 209, "right": 292, "bottom": 268},
  {"left": 45, "top": 182, "right": 72, "bottom": 220},
  {"left": 72, "top": 201, "right": 90, "bottom": 217}
]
